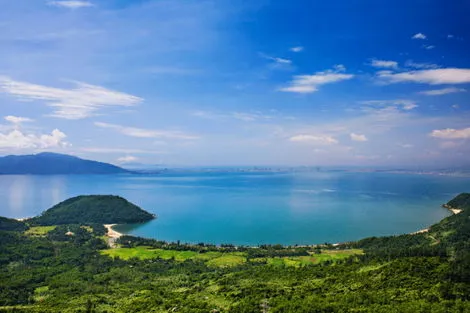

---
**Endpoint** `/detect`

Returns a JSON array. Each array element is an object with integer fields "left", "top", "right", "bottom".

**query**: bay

[{"left": 0, "top": 171, "right": 468, "bottom": 245}]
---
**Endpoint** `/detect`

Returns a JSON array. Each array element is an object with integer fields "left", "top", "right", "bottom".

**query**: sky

[{"left": 0, "top": 0, "right": 470, "bottom": 167}]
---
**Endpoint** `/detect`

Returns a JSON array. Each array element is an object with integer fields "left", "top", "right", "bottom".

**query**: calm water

[{"left": 1, "top": 171, "right": 468, "bottom": 245}]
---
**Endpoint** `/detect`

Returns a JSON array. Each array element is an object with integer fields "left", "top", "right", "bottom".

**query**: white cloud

[
  {"left": 117, "top": 156, "right": 138, "bottom": 163},
  {"left": 360, "top": 99, "right": 418, "bottom": 111},
  {"left": 81, "top": 147, "right": 165, "bottom": 154},
  {"left": 4, "top": 115, "right": 33, "bottom": 124},
  {"left": 95, "top": 122, "right": 199, "bottom": 140},
  {"left": 412, "top": 33, "right": 427, "bottom": 40},
  {"left": 447, "top": 34, "right": 454, "bottom": 39},
  {"left": 290, "top": 46, "right": 304, "bottom": 52},
  {"left": 260, "top": 53, "right": 292, "bottom": 64},
  {"left": 405, "top": 60, "right": 439, "bottom": 69},
  {"left": 289, "top": 134, "right": 338, "bottom": 145},
  {"left": 430, "top": 127, "right": 470, "bottom": 139},
  {"left": 423, "top": 45, "right": 435, "bottom": 50},
  {"left": 419, "top": 87, "right": 466, "bottom": 96},
  {"left": 47, "top": 1, "right": 94, "bottom": 9},
  {"left": 280, "top": 67, "right": 354, "bottom": 94},
  {"left": 350, "top": 133, "right": 368, "bottom": 142},
  {"left": 370, "top": 59, "right": 398, "bottom": 69},
  {"left": 333, "top": 64, "right": 346, "bottom": 72},
  {"left": 377, "top": 68, "right": 470, "bottom": 85},
  {"left": 0, "top": 128, "right": 69, "bottom": 149},
  {"left": 0, "top": 77, "right": 143, "bottom": 119},
  {"left": 192, "top": 110, "right": 274, "bottom": 122}
]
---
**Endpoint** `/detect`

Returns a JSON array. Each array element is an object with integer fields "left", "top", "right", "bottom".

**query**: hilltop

[
  {"left": 0, "top": 217, "right": 28, "bottom": 232},
  {"left": 0, "top": 152, "right": 129, "bottom": 175},
  {"left": 30, "top": 195, "right": 155, "bottom": 226}
]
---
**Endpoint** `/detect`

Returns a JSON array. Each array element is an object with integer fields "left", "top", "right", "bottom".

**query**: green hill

[
  {"left": 30, "top": 195, "right": 155, "bottom": 226},
  {"left": 0, "top": 217, "right": 28, "bottom": 232}
]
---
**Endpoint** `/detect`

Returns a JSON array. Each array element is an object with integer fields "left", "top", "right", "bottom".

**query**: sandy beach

[
  {"left": 104, "top": 224, "right": 123, "bottom": 248},
  {"left": 104, "top": 224, "right": 123, "bottom": 239}
]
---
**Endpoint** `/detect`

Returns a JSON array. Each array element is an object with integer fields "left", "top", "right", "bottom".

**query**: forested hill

[
  {"left": 0, "top": 217, "right": 28, "bottom": 232},
  {"left": 30, "top": 195, "right": 155, "bottom": 225},
  {"left": 0, "top": 152, "right": 129, "bottom": 175}
]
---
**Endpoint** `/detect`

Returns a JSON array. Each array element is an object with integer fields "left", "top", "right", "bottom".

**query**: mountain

[
  {"left": 30, "top": 195, "right": 155, "bottom": 225},
  {"left": 0, "top": 152, "right": 129, "bottom": 175}
]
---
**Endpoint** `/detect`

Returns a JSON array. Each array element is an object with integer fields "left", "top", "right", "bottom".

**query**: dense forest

[
  {"left": 0, "top": 194, "right": 469, "bottom": 312},
  {"left": 29, "top": 195, "right": 155, "bottom": 226}
]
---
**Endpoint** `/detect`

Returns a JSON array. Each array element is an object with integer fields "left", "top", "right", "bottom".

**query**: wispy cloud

[
  {"left": 0, "top": 128, "right": 69, "bottom": 149},
  {"left": 4, "top": 115, "right": 33, "bottom": 124},
  {"left": 81, "top": 147, "right": 165, "bottom": 154},
  {"left": 117, "top": 155, "right": 138, "bottom": 163},
  {"left": 377, "top": 68, "right": 470, "bottom": 85},
  {"left": 369, "top": 59, "right": 398, "bottom": 69},
  {"left": 95, "top": 122, "right": 199, "bottom": 140},
  {"left": 280, "top": 66, "right": 354, "bottom": 94},
  {"left": 350, "top": 133, "right": 368, "bottom": 142},
  {"left": 360, "top": 99, "right": 418, "bottom": 111},
  {"left": 260, "top": 53, "right": 292, "bottom": 67},
  {"left": 412, "top": 33, "right": 426, "bottom": 40},
  {"left": 0, "top": 77, "right": 143, "bottom": 119},
  {"left": 289, "top": 134, "right": 338, "bottom": 145},
  {"left": 422, "top": 45, "right": 435, "bottom": 50},
  {"left": 405, "top": 60, "right": 439, "bottom": 69},
  {"left": 290, "top": 46, "right": 304, "bottom": 52},
  {"left": 192, "top": 110, "right": 274, "bottom": 122},
  {"left": 419, "top": 87, "right": 466, "bottom": 96},
  {"left": 430, "top": 127, "right": 470, "bottom": 139},
  {"left": 47, "top": 1, "right": 94, "bottom": 9}
]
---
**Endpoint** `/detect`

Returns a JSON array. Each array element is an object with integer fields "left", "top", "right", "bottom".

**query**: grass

[
  {"left": 253, "top": 249, "right": 363, "bottom": 267},
  {"left": 25, "top": 226, "right": 56, "bottom": 236},
  {"left": 101, "top": 247, "right": 247, "bottom": 267},
  {"left": 101, "top": 246, "right": 362, "bottom": 268}
]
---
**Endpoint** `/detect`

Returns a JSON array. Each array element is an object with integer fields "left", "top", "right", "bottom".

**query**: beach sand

[{"left": 104, "top": 224, "right": 123, "bottom": 248}]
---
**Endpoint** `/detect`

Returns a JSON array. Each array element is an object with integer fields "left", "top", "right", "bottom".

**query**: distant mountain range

[{"left": 0, "top": 152, "right": 129, "bottom": 175}]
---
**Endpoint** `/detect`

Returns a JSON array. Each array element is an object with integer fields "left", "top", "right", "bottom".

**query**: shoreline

[
  {"left": 409, "top": 203, "right": 463, "bottom": 235},
  {"left": 104, "top": 224, "right": 123, "bottom": 239},
  {"left": 442, "top": 204, "right": 463, "bottom": 215}
]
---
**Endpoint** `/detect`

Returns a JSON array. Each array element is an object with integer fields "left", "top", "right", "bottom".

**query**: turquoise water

[{"left": 0, "top": 171, "right": 468, "bottom": 245}]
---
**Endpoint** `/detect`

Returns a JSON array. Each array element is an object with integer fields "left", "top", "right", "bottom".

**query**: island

[
  {"left": 29, "top": 195, "right": 155, "bottom": 226},
  {"left": 0, "top": 152, "right": 130, "bottom": 175},
  {"left": 0, "top": 193, "right": 469, "bottom": 312}
]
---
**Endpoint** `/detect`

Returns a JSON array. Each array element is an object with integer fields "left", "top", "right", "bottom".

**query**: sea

[{"left": 1, "top": 171, "right": 469, "bottom": 246}]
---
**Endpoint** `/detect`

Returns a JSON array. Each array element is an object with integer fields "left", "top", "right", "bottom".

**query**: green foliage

[
  {"left": 0, "top": 217, "right": 28, "bottom": 232},
  {"left": 24, "top": 226, "right": 56, "bottom": 236},
  {"left": 0, "top": 193, "right": 470, "bottom": 312},
  {"left": 30, "top": 195, "right": 155, "bottom": 226}
]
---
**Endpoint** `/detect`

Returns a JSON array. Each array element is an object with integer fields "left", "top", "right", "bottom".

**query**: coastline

[
  {"left": 104, "top": 224, "right": 123, "bottom": 239},
  {"left": 442, "top": 204, "right": 463, "bottom": 215},
  {"left": 410, "top": 203, "right": 463, "bottom": 235},
  {"left": 104, "top": 224, "right": 123, "bottom": 248}
]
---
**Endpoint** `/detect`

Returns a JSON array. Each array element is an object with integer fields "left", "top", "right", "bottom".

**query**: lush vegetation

[
  {"left": 0, "top": 217, "right": 28, "bottom": 232},
  {"left": 0, "top": 194, "right": 469, "bottom": 312},
  {"left": 29, "top": 195, "right": 155, "bottom": 226}
]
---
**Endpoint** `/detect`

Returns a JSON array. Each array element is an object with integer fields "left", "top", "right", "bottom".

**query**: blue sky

[{"left": 0, "top": 0, "right": 470, "bottom": 167}]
